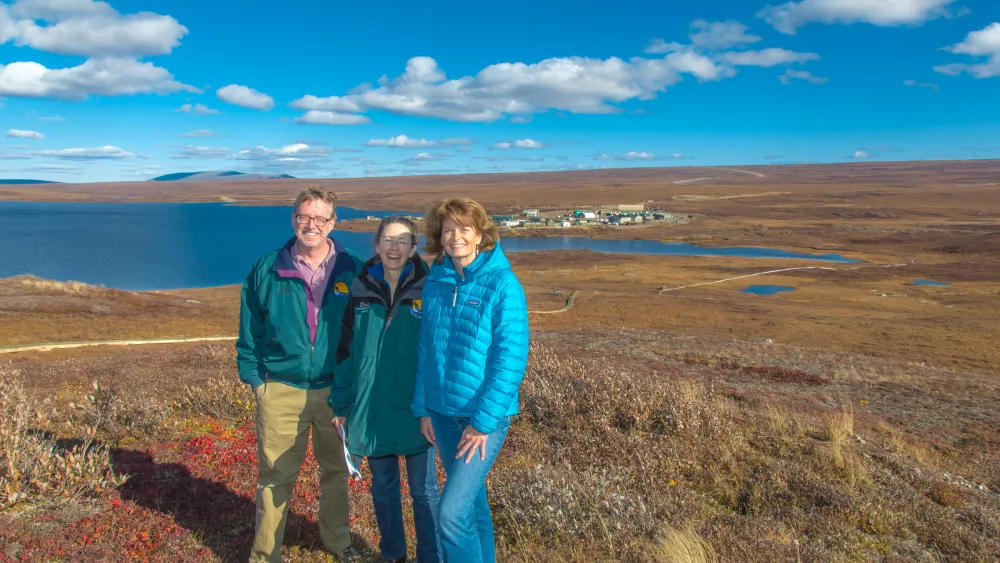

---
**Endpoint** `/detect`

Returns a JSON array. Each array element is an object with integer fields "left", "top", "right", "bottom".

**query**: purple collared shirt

[{"left": 291, "top": 239, "right": 336, "bottom": 343}]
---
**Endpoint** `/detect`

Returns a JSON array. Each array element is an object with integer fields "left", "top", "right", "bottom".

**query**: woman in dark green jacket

[{"left": 330, "top": 216, "right": 440, "bottom": 563}]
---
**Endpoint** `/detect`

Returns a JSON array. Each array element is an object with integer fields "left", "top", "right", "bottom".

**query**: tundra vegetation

[{"left": 1, "top": 327, "right": 998, "bottom": 561}]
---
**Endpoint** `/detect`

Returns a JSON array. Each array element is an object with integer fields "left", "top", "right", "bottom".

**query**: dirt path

[
  {"left": 529, "top": 290, "right": 580, "bottom": 314},
  {"left": 0, "top": 336, "right": 238, "bottom": 354}
]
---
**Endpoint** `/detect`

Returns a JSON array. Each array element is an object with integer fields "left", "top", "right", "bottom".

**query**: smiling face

[
  {"left": 376, "top": 222, "right": 417, "bottom": 272},
  {"left": 292, "top": 198, "right": 335, "bottom": 249},
  {"left": 441, "top": 217, "right": 483, "bottom": 266}
]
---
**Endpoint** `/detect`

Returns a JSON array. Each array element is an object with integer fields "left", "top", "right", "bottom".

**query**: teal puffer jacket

[{"left": 411, "top": 244, "right": 529, "bottom": 434}]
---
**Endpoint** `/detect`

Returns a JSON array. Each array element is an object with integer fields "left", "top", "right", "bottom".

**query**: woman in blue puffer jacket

[{"left": 411, "top": 198, "right": 529, "bottom": 563}]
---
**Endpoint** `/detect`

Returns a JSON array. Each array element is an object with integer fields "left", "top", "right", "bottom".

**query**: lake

[{"left": 0, "top": 202, "right": 861, "bottom": 290}]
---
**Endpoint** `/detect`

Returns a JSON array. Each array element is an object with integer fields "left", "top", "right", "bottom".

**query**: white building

[
  {"left": 502, "top": 220, "right": 522, "bottom": 227},
  {"left": 522, "top": 209, "right": 539, "bottom": 217}
]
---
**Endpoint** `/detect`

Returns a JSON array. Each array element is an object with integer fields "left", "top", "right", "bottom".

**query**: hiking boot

[{"left": 333, "top": 546, "right": 361, "bottom": 562}]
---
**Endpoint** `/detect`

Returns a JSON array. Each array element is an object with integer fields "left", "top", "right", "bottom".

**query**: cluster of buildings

[{"left": 492, "top": 204, "right": 679, "bottom": 229}]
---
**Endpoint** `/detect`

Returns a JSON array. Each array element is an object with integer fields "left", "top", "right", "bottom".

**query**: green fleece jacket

[
  {"left": 330, "top": 255, "right": 431, "bottom": 457},
  {"left": 236, "top": 237, "right": 364, "bottom": 390}
]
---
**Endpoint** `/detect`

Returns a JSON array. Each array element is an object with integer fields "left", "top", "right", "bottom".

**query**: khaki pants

[{"left": 251, "top": 381, "right": 351, "bottom": 563}]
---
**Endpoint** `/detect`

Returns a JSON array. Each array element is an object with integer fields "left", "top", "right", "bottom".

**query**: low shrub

[{"left": 0, "top": 367, "right": 124, "bottom": 509}]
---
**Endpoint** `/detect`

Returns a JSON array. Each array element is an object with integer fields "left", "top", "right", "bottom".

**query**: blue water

[
  {"left": 0, "top": 202, "right": 861, "bottom": 290},
  {"left": 741, "top": 285, "right": 796, "bottom": 295},
  {"left": 910, "top": 280, "right": 950, "bottom": 286}
]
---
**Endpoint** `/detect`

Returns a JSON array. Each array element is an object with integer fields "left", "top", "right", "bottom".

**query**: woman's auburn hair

[{"left": 424, "top": 198, "right": 499, "bottom": 261}]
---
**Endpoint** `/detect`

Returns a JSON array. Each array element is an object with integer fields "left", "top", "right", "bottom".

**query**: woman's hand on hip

[
  {"left": 420, "top": 417, "right": 436, "bottom": 446},
  {"left": 456, "top": 425, "right": 489, "bottom": 463}
]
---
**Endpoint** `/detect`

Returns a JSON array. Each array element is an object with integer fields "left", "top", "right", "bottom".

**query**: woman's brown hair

[{"left": 424, "top": 198, "right": 499, "bottom": 262}]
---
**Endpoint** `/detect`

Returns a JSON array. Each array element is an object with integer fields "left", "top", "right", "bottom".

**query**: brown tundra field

[{"left": 1, "top": 160, "right": 999, "bottom": 562}]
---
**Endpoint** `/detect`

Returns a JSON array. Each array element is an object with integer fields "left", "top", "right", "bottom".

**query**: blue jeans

[
  {"left": 352, "top": 448, "right": 441, "bottom": 562},
  {"left": 431, "top": 412, "right": 512, "bottom": 563}
]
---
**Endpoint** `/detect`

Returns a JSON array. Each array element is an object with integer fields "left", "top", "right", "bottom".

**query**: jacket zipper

[{"left": 452, "top": 286, "right": 458, "bottom": 307}]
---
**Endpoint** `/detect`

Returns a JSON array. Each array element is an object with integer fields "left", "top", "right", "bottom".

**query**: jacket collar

[
  {"left": 273, "top": 236, "right": 353, "bottom": 280},
  {"left": 429, "top": 243, "right": 510, "bottom": 284}
]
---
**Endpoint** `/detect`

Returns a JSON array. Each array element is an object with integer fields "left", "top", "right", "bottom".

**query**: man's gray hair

[{"left": 293, "top": 186, "right": 338, "bottom": 218}]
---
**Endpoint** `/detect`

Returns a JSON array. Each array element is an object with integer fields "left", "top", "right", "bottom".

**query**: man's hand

[
  {"left": 420, "top": 417, "right": 436, "bottom": 446},
  {"left": 456, "top": 425, "right": 488, "bottom": 463}
]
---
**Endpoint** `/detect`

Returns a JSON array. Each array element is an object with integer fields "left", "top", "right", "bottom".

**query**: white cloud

[
  {"left": 38, "top": 115, "right": 63, "bottom": 121},
  {"left": 622, "top": 151, "right": 656, "bottom": 160},
  {"left": 183, "top": 129, "right": 220, "bottom": 138},
  {"left": 719, "top": 48, "right": 819, "bottom": 67},
  {"left": 32, "top": 145, "right": 133, "bottom": 160},
  {"left": 170, "top": 145, "right": 232, "bottom": 159},
  {"left": 934, "top": 23, "right": 1000, "bottom": 78},
  {"left": 0, "top": 57, "right": 195, "bottom": 99},
  {"left": 288, "top": 94, "right": 363, "bottom": 113},
  {"left": 365, "top": 135, "right": 438, "bottom": 148},
  {"left": 290, "top": 54, "right": 732, "bottom": 123},
  {"left": 216, "top": 84, "right": 274, "bottom": 111},
  {"left": 779, "top": 69, "right": 829, "bottom": 84},
  {"left": 593, "top": 151, "right": 659, "bottom": 161},
  {"left": 177, "top": 103, "right": 218, "bottom": 115},
  {"left": 663, "top": 51, "right": 731, "bottom": 81},
  {"left": 671, "top": 153, "right": 685, "bottom": 159},
  {"left": 7, "top": 128, "right": 44, "bottom": 139},
  {"left": 26, "top": 163, "right": 79, "bottom": 173},
  {"left": 644, "top": 39, "right": 686, "bottom": 54},
  {"left": 903, "top": 79, "right": 940, "bottom": 90},
  {"left": 758, "top": 0, "right": 958, "bottom": 34},
  {"left": 234, "top": 143, "right": 338, "bottom": 161},
  {"left": 493, "top": 139, "right": 545, "bottom": 149},
  {"left": 399, "top": 152, "right": 442, "bottom": 165},
  {"left": 647, "top": 19, "right": 761, "bottom": 54},
  {"left": 293, "top": 110, "right": 371, "bottom": 125},
  {"left": 689, "top": 20, "right": 763, "bottom": 50},
  {"left": 852, "top": 151, "right": 869, "bottom": 158},
  {"left": 1, "top": 0, "right": 188, "bottom": 58}
]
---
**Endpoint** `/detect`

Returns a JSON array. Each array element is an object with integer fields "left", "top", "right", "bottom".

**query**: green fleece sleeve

[{"left": 235, "top": 263, "right": 266, "bottom": 389}]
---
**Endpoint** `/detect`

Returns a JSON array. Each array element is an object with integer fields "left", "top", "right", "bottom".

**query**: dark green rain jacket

[{"left": 330, "top": 255, "right": 431, "bottom": 458}]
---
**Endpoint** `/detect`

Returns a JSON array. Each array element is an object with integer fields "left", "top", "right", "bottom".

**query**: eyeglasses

[
  {"left": 294, "top": 214, "right": 333, "bottom": 227},
  {"left": 379, "top": 236, "right": 413, "bottom": 248}
]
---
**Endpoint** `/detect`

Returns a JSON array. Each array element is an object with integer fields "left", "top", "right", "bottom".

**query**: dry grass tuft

[
  {"left": 18, "top": 276, "right": 104, "bottom": 294},
  {"left": 649, "top": 526, "right": 718, "bottom": 563},
  {"left": 173, "top": 375, "right": 256, "bottom": 422}
]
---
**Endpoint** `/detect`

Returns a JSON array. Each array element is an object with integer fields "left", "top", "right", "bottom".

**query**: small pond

[
  {"left": 741, "top": 285, "right": 796, "bottom": 295},
  {"left": 910, "top": 280, "right": 950, "bottom": 286}
]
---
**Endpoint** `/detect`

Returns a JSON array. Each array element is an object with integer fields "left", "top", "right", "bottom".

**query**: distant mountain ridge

[
  {"left": 0, "top": 179, "right": 62, "bottom": 185},
  {"left": 151, "top": 171, "right": 296, "bottom": 182}
]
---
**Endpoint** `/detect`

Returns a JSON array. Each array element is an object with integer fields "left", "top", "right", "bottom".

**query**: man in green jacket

[{"left": 236, "top": 186, "right": 364, "bottom": 563}]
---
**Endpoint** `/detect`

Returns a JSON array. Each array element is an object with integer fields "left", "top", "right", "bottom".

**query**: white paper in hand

[{"left": 338, "top": 424, "right": 363, "bottom": 480}]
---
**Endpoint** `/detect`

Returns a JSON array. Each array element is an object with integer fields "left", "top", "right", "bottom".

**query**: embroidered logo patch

[
  {"left": 410, "top": 299, "right": 423, "bottom": 319},
  {"left": 467, "top": 299, "right": 481, "bottom": 306},
  {"left": 333, "top": 281, "right": 349, "bottom": 296}
]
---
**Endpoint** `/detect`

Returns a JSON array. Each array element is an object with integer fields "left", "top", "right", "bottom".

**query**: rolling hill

[{"left": 150, "top": 171, "right": 296, "bottom": 182}]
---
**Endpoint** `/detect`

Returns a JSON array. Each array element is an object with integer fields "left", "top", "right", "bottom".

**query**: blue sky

[{"left": 1, "top": 0, "right": 998, "bottom": 182}]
